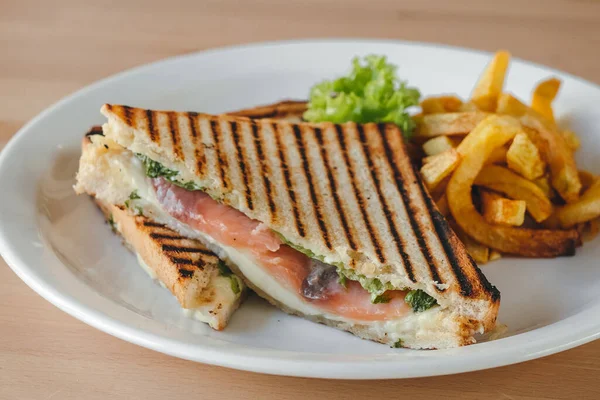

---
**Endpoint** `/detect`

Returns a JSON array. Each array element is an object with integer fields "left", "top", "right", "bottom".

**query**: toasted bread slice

[{"left": 228, "top": 100, "right": 307, "bottom": 120}]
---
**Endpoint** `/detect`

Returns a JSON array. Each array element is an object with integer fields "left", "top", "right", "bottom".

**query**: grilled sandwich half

[
  {"left": 80, "top": 127, "right": 245, "bottom": 330},
  {"left": 75, "top": 104, "right": 500, "bottom": 349}
]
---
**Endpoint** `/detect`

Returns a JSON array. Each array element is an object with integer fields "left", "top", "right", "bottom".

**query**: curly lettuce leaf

[{"left": 303, "top": 55, "right": 420, "bottom": 136}]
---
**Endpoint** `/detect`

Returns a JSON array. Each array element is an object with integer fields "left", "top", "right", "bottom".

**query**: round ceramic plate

[{"left": 1, "top": 39, "right": 600, "bottom": 379}]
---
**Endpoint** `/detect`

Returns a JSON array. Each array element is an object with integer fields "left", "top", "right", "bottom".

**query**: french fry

[
  {"left": 436, "top": 194, "right": 450, "bottom": 217},
  {"left": 481, "top": 191, "right": 526, "bottom": 226},
  {"left": 533, "top": 175, "right": 554, "bottom": 199},
  {"left": 457, "top": 102, "right": 480, "bottom": 112},
  {"left": 579, "top": 170, "right": 597, "bottom": 192},
  {"left": 470, "top": 50, "right": 511, "bottom": 111},
  {"left": 420, "top": 149, "right": 461, "bottom": 191},
  {"left": 496, "top": 93, "right": 530, "bottom": 115},
  {"left": 506, "top": 132, "right": 546, "bottom": 180},
  {"left": 496, "top": 94, "right": 581, "bottom": 202},
  {"left": 582, "top": 218, "right": 600, "bottom": 242},
  {"left": 451, "top": 221, "right": 490, "bottom": 264},
  {"left": 422, "top": 136, "right": 455, "bottom": 156},
  {"left": 414, "top": 112, "right": 490, "bottom": 137},
  {"left": 474, "top": 165, "right": 553, "bottom": 222},
  {"left": 555, "top": 180, "right": 600, "bottom": 228},
  {"left": 446, "top": 115, "right": 579, "bottom": 257},
  {"left": 485, "top": 146, "right": 508, "bottom": 165},
  {"left": 488, "top": 250, "right": 502, "bottom": 262},
  {"left": 561, "top": 129, "right": 580, "bottom": 152},
  {"left": 420, "top": 96, "right": 463, "bottom": 114},
  {"left": 531, "top": 78, "right": 561, "bottom": 123}
]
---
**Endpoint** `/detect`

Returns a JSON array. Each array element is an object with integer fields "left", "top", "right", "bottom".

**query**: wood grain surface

[{"left": 2, "top": 0, "right": 600, "bottom": 398}]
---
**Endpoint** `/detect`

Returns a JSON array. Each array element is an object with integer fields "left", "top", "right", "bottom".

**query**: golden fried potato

[
  {"left": 421, "top": 149, "right": 461, "bottom": 191},
  {"left": 485, "top": 146, "right": 508, "bottom": 165},
  {"left": 414, "top": 112, "right": 490, "bottom": 137},
  {"left": 420, "top": 96, "right": 463, "bottom": 114},
  {"left": 470, "top": 51, "right": 511, "bottom": 111},
  {"left": 457, "top": 102, "right": 480, "bottom": 112},
  {"left": 481, "top": 191, "right": 527, "bottom": 226},
  {"left": 446, "top": 115, "right": 580, "bottom": 257},
  {"left": 474, "top": 165, "right": 552, "bottom": 222},
  {"left": 450, "top": 221, "right": 490, "bottom": 264},
  {"left": 422, "top": 136, "right": 455, "bottom": 156},
  {"left": 533, "top": 175, "right": 554, "bottom": 199},
  {"left": 521, "top": 115, "right": 581, "bottom": 203},
  {"left": 496, "top": 94, "right": 581, "bottom": 202},
  {"left": 506, "top": 132, "right": 546, "bottom": 180},
  {"left": 581, "top": 218, "right": 600, "bottom": 242},
  {"left": 436, "top": 194, "right": 450, "bottom": 217},
  {"left": 561, "top": 129, "right": 580, "bottom": 152},
  {"left": 555, "top": 180, "right": 600, "bottom": 228},
  {"left": 488, "top": 250, "right": 502, "bottom": 262},
  {"left": 579, "top": 170, "right": 597, "bottom": 192},
  {"left": 531, "top": 78, "right": 561, "bottom": 123}
]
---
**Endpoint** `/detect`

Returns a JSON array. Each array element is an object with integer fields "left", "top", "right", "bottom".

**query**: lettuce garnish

[{"left": 303, "top": 55, "right": 420, "bottom": 136}]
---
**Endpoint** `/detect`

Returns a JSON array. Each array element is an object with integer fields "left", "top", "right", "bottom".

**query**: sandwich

[
  {"left": 79, "top": 126, "right": 245, "bottom": 330},
  {"left": 75, "top": 104, "right": 501, "bottom": 349}
]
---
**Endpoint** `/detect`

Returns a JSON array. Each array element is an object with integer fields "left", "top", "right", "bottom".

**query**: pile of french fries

[{"left": 415, "top": 51, "right": 600, "bottom": 263}]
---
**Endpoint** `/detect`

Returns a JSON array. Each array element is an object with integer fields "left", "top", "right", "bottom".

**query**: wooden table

[{"left": 2, "top": 1, "right": 600, "bottom": 398}]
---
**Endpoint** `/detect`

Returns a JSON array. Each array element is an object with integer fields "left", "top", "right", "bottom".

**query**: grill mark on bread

[
  {"left": 473, "top": 264, "right": 501, "bottom": 301},
  {"left": 161, "top": 244, "right": 215, "bottom": 256},
  {"left": 85, "top": 126, "right": 104, "bottom": 137},
  {"left": 176, "top": 267, "right": 196, "bottom": 277},
  {"left": 358, "top": 124, "right": 414, "bottom": 281},
  {"left": 252, "top": 123, "right": 276, "bottom": 217},
  {"left": 314, "top": 127, "right": 356, "bottom": 250},
  {"left": 168, "top": 112, "right": 184, "bottom": 160},
  {"left": 149, "top": 232, "right": 186, "bottom": 240},
  {"left": 142, "top": 220, "right": 164, "bottom": 227},
  {"left": 209, "top": 120, "right": 229, "bottom": 190},
  {"left": 122, "top": 106, "right": 133, "bottom": 127},
  {"left": 187, "top": 113, "right": 206, "bottom": 177},
  {"left": 335, "top": 124, "right": 385, "bottom": 263},
  {"left": 379, "top": 124, "right": 441, "bottom": 286},
  {"left": 294, "top": 125, "right": 332, "bottom": 249},
  {"left": 416, "top": 176, "right": 474, "bottom": 297},
  {"left": 231, "top": 121, "right": 254, "bottom": 210},
  {"left": 272, "top": 122, "right": 305, "bottom": 237},
  {"left": 146, "top": 109, "right": 160, "bottom": 144}
]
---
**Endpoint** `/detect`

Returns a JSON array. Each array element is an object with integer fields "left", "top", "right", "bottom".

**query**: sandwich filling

[{"left": 152, "top": 178, "right": 411, "bottom": 321}]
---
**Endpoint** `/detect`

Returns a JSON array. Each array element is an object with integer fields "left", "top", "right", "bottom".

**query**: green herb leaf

[
  {"left": 217, "top": 260, "right": 232, "bottom": 277},
  {"left": 337, "top": 273, "right": 347, "bottom": 288},
  {"left": 129, "top": 190, "right": 141, "bottom": 200},
  {"left": 336, "top": 266, "right": 396, "bottom": 303},
  {"left": 136, "top": 153, "right": 204, "bottom": 191},
  {"left": 372, "top": 294, "right": 391, "bottom": 304},
  {"left": 404, "top": 289, "right": 438, "bottom": 312},
  {"left": 107, "top": 215, "right": 117, "bottom": 233},
  {"left": 303, "top": 55, "right": 420, "bottom": 137},
  {"left": 230, "top": 276, "right": 241, "bottom": 295},
  {"left": 392, "top": 339, "right": 403, "bottom": 348}
]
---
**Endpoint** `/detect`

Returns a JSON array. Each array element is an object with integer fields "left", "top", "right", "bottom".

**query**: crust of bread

[{"left": 227, "top": 100, "right": 307, "bottom": 120}]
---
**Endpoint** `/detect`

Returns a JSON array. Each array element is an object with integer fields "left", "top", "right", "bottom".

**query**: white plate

[{"left": 1, "top": 39, "right": 600, "bottom": 379}]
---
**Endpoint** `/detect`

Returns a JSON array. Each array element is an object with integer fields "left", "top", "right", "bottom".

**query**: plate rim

[{"left": 1, "top": 38, "right": 600, "bottom": 379}]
